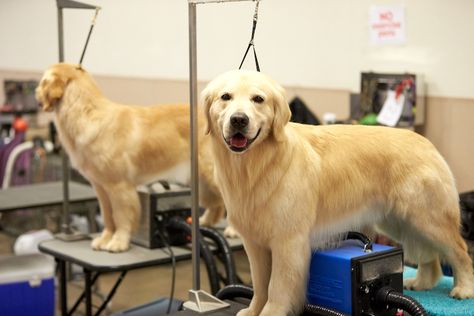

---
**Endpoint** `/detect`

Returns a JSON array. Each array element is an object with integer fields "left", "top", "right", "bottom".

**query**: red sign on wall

[{"left": 369, "top": 5, "right": 406, "bottom": 45}]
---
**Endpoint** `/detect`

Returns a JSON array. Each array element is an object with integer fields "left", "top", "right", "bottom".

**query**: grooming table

[
  {"left": 404, "top": 266, "right": 474, "bottom": 316},
  {"left": 0, "top": 181, "right": 96, "bottom": 213},
  {"left": 0, "top": 181, "right": 98, "bottom": 233},
  {"left": 39, "top": 232, "right": 244, "bottom": 316}
]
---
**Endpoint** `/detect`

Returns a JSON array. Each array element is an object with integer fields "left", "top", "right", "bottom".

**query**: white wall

[{"left": 0, "top": 0, "right": 473, "bottom": 98}]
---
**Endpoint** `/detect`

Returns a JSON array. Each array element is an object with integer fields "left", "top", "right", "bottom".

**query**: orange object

[
  {"left": 186, "top": 216, "right": 193, "bottom": 225},
  {"left": 13, "top": 116, "right": 28, "bottom": 132}
]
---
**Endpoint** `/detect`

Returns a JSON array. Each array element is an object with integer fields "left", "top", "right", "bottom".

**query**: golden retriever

[
  {"left": 35, "top": 63, "right": 229, "bottom": 252},
  {"left": 202, "top": 70, "right": 474, "bottom": 315}
]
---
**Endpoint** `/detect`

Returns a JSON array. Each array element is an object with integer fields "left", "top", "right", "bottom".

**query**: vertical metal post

[
  {"left": 55, "top": 0, "right": 96, "bottom": 241},
  {"left": 57, "top": 5, "right": 72, "bottom": 235},
  {"left": 184, "top": 1, "right": 256, "bottom": 312},
  {"left": 58, "top": 7, "right": 64, "bottom": 62},
  {"left": 188, "top": 1, "right": 201, "bottom": 292}
]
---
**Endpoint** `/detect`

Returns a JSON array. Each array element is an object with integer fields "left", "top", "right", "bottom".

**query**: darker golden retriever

[{"left": 35, "top": 63, "right": 228, "bottom": 252}]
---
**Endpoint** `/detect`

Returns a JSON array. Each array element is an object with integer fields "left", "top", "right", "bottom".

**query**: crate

[{"left": 0, "top": 254, "right": 55, "bottom": 316}]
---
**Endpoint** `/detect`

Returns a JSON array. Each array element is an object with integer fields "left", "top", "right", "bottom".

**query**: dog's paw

[
  {"left": 91, "top": 231, "right": 113, "bottom": 251},
  {"left": 199, "top": 216, "right": 212, "bottom": 227},
  {"left": 236, "top": 307, "right": 258, "bottom": 316},
  {"left": 105, "top": 234, "right": 130, "bottom": 253},
  {"left": 223, "top": 226, "right": 240, "bottom": 238},
  {"left": 450, "top": 285, "right": 474, "bottom": 299},
  {"left": 403, "top": 277, "right": 435, "bottom": 291}
]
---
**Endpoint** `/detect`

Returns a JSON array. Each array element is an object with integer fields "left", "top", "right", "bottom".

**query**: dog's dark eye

[
  {"left": 221, "top": 93, "right": 232, "bottom": 101},
  {"left": 252, "top": 95, "right": 265, "bottom": 104}
]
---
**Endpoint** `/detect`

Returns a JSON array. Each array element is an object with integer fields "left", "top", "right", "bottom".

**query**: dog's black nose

[{"left": 230, "top": 112, "right": 249, "bottom": 129}]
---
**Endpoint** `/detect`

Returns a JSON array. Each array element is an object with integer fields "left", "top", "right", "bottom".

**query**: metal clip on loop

[{"left": 239, "top": 0, "right": 260, "bottom": 71}]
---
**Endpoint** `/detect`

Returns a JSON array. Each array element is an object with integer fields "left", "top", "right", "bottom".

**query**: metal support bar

[
  {"left": 55, "top": 0, "right": 98, "bottom": 241},
  {"left": 68, "top": 272, "right": 101, "bottom": 316},
  {"left": 57, "top": 0, "right": 97, "bottom": 9},
  {"left": 189, "top": 0, "right": 257, "bottom": 4},
  {"left": 184, "top": 0, "right": 256, "bottom": 312},
  {"left": 58, "top": 259, "right": 68, "bottom": 316},
  {"left": 188, "top": 1, "right": 200, "bottom": 292},
  {"left": 94, "top": 271, "right": 128, "bottom": 316},
  {"left": 84, "top": 269, "right": 92, "bottom": 316}
]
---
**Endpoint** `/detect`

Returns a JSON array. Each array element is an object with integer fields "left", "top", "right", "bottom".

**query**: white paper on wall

[{"left": 369, "top": 5, "right": 406, "bottom": 45}]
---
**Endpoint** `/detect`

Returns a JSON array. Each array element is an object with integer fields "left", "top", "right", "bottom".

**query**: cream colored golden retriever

[
  {"left": 202, "top": 70, "right": 474, "bottom": 315},
  {"left": 35, "top": 63, "right": 228, "bottom": 252}
]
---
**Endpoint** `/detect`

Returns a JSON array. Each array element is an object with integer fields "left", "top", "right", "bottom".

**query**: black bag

[
  {"left": 460, "top": 191, "right": 474, "bottom": 240},
  {"left": 289, "top": 97, "right": 321, "bottom": 125}
]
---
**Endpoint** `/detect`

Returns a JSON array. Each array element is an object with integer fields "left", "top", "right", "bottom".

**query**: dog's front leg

[
  {"left": 260, "top": 236, "right": 310, "bottom": 316},
  {"left": 104, "top": 181, "right": 140, "bottom": 252},
  {"left": 90, "top": 182, "right": 115, "bottom": 251},
  {"left": 237, "top": 238, "right": 271, "bottom": 316}
]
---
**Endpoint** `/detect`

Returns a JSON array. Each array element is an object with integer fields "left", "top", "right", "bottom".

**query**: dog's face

[
  {"left": 202, "top": 70, "right": 291, "bottom": 153},
  {"left": 35, "top": 63, "right": 82, "bottom": 112}
]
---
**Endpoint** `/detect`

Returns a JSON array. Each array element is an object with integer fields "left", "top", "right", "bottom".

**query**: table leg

[
  {"left": 84, "top": 268, "right": 92, "bottom": 316},
  {"left": 68, "top": 272, "right": 101, "bottom": 316},
  {"left": 95, "top": 270, "right": 128, "bottom": 315},
  {"left": 86, "top": 202, "right": 98, "bottom": 233},
  {"left": 58, "top": 259, "right": 68, "bottom": 316}
]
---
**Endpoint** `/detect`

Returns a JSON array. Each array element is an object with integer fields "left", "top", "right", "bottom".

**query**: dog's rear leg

[
  {"left": 383, "top": 210, "right": 474, "bottom": 298},
  {"left": 409, "top": 211, "right": 474, "bottom": 298},
  {"left": 199, "top": 205, "right": 225, "bottom": 227},
  {"left": 404, "top": 256, "right": 443, "bottom": 291},
  {"left": 237, "top": 238, "right": 271, "bottom": 316},
  {"left": 440, "top": 230, "right": 474, "bottom": 298},
  {"left": 104, "top": 182, "right": 140, "bottom": 253},
  {"left": 200, "top": 205, "right": 240, "bottom": 238},
  {"left": 377, "top": 219, "right": 443, "bottom": 291},
  {"left": 91, "top": 182, "right": 115, "bottom": 251}
]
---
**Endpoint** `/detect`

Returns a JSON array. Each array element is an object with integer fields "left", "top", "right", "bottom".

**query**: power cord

[{"left": 154, "top": 218, "right": 177, "bottom": 315}]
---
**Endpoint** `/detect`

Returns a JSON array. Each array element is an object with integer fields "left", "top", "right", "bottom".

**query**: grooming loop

[
  {"left": 238, "top": 0, "right": 261, "bottom": 71},
  {"left": 79, "top": 7, "right": 101, "bottom": 67}
]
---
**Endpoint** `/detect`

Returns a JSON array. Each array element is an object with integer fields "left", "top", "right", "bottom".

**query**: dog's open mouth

[{"left": 226, "top": 129, "right": 261, "bottom": 152}]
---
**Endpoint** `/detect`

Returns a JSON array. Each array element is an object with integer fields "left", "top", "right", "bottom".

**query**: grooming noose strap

[{"left": 238, "top": 0, "right": 260, "bottom": 72}]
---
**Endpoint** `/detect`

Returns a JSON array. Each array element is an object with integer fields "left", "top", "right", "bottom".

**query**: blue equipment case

[
  {"left": 0, "top": 254, "right": 55, "bottom": 316},
  {"left": 307, "top": 239, "right": 403, "bottom": 316}
]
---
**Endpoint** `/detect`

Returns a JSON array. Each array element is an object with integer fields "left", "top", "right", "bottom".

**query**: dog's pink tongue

[{"left": 230, "top": 134, "right": 248, "bottom": 148}]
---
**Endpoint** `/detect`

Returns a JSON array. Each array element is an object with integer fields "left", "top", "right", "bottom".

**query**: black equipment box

[{"left": 132, "top": 183, "right": 192, "bottom": 249}]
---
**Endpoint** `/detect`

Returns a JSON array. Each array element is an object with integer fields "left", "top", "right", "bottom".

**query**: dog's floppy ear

[
  {"left": 200, "top": 83, "right": 216, "bottom": 135},
  {"left": 36, "top": 73, "right": 68, "bottom": 112},
  {"left": 271, "top": 82, "right": 291, "bottom": 142}
]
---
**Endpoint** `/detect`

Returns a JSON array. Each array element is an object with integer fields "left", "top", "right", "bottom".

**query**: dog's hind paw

[
  {"left": 403, "top": 277, "right": 435, "bottom": 291},
  {"left": 91, "top": 230, "right": 113, "bottom": 251},
  {"left": 450, "top": 286, "right": 474, "bottom": 299},
  {"left": 223, "top": 226, "right": 240, "bottom": 238}
]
